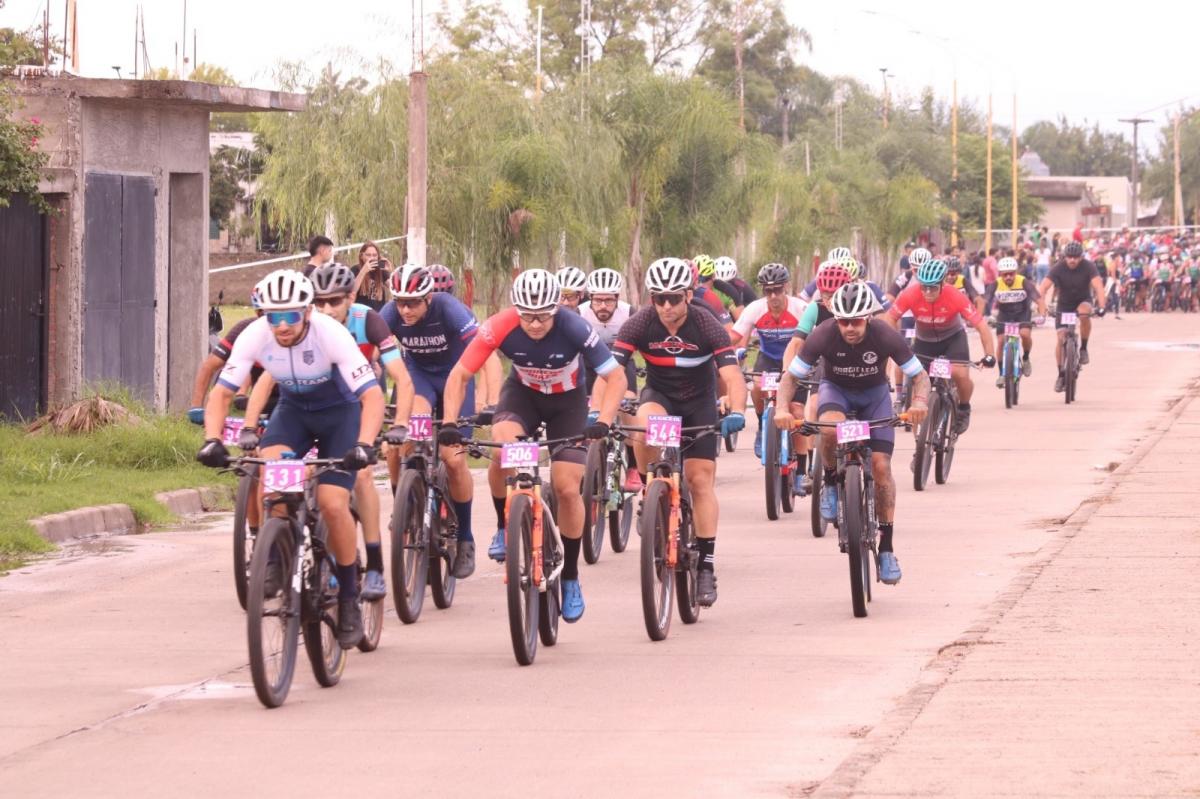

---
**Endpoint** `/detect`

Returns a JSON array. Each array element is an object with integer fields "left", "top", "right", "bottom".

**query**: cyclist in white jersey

[{"left": 581, "top": 267, "right": 640, "bottom": 490}]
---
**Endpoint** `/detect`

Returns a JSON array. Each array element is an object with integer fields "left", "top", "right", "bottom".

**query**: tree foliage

[{"left": 1020, "top": 117, "right": 1131, "bottom": 177}]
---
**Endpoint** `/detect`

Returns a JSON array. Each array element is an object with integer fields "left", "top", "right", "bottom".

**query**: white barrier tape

[{"left": 210, "top": 235, "right": 408, "bottom": 274}]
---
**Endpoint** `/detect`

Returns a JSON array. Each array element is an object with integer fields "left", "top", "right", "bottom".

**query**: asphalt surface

[{"left": 1, "top": 312, "right": 1197, "bottom": 797}]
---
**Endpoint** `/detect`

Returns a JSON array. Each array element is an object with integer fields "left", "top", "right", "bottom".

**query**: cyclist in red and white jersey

[{"left": 439, "top": 269, "right": 627, "bottom": 623}]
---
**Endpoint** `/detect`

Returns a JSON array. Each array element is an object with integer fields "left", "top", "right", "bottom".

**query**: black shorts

[
  {"left": 1054, "top": 300, "right": 1091, "bottom": 329},
  {"left": 912, "top": 330, "right": 970, "bottom": 363},
  {"left": 585, "top": 359, "right": 638, "bottom": 396},
  {"left": 494, "top": 378, "right": 588, "bottom": 465},
  {"left": 260, "top": 400, "right": 361, "bottom": 490},
  {"left": 754, "top": 352, "right": 783, "bottom": 373},
  {"left": 993, "top": 317, "right": 1033, "bottom": 336},
  {"left": 639, "top": 387, "right": 719, "bottom": 461}
]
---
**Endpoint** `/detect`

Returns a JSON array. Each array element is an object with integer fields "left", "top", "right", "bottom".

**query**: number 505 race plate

[
  {"left": 929, "top": 357, "right": 953, "bottom": 379},
  {"left": 836, "top": 420, "right": 871, "bottom": 444},
  {"left": 760, "top": 372, "right": 781, "bottom": 392},
  {"left": 646, "top": 415, "right": 683, "bottom": 448},
  {"left": 500, "top": 442, "right": 540, "bottom": 469}
]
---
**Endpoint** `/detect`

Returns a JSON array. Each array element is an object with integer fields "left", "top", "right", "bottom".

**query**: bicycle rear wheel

[
  {"left": 246, "top": 518, "right": 300, "bottom": 708},
  {"left": 676, "top": 498, "right": 701, "bottom": 625},
  {"left": 763, "top": 406, "right": 781, "bottom": 520},
  {"left": 303, "top": 550, "right": 347, "bottom": 688},
  {"left": 842, "top": 465, "right": 870, "bottom": 619},
  {"left": 810, "top": 447, "right": 828, "bottom": 537},
  {"left": 428, "top": 464, "right": 457, "bottom": 610},
  {"left": 505, "top": 493, "right": 539, "bottom": 666},
  {"left": 538, "top": 508, "right": 561, "bottom": 647},
  {"left": 581, "top": 439, "right": 607, "bottom": 564},
  {"left": 609, "top": 496, "right": 634, "bottom": 553},
  {"left": 779, "top": 451, "right": 796, "bottom": 514},
  {"left": 1065, "top": 341, "right": 1078, "bottom": 404},
  {"left": 1003, "top": 342, "right": 1016, "bottom": 410},
  {"left": 357, "top": 552, "right": 384, "bottom": 653},
  {"left": 390, "top": 468, "right": 429, "bottom": 624},
  {"left": 639, "top": 480, "right": 674, "bottom": 641},
  {"left": 935, "top": 401, "right": 955, "bottom": 485},
  {"left": 232, "top": 465, "right": 258, "bottom": 610},
  {"left": 913, "top": 391, "right": 938, "bottom": 491}
]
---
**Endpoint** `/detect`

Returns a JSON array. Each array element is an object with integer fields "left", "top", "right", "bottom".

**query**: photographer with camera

[{"left": 352, "top": 240, "right": 393, "bottom": 311}]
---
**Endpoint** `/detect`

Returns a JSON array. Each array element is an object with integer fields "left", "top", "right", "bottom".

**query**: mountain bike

[
  {"left": 616, "top": 417, "right": 719, "bottom": 642},
  {"left": 748, "top": 372, "right": 819, "bottom": 521},
  {"left": 910, "top": 355, "right": 984, "bottom": 490},
  {"left": 467, "top": 434, "right": 582, "bottom": 666},
  {"left": 1060, "top": 311, "right": 1083, "bottom": 404},
  {"left": 581, "top": 399, "right": 640, "bottom": 562},
  {"left": 389, "top": 414, "right": 479, "bottom": 624},
  {"left": 228, "top": 453, "right": 368, "bottom": 708},
  {"left": 997, "top": 322, "right": 1025, "bottom": 409},
  {"left": 798, "top": 415, "right": 906, "bottom": 618}
]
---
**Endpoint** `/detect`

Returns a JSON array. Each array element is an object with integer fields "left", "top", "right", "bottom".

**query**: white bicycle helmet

[
  {"left": 511, "top": 269, "right": 561, "bottom": 311},
  {"left": 997, "top": 256, "right": 1019, "bottom": 273},
  {"left": 714, "top": 256, "right": 738, "bottom": 282},
  {"left": 255, "top": 269, "right": 314, "bottom": 310},
  {"left": 556, "top": 266, "right": 588, "bottom": 294},
  {"left": 829, "top": 281, "right": 882, "bottom": 319},
  {"left": 586, "top": 267, "right": 624, "bottom": 296},
  {"left": 390, "top": 263, "right": 434, "bottom": 299},
  {"left": 828, "top": 246, "right": 853, "bottom": 262},
  {"left": 909, "top": 247, "right": 932, "bottom": 268},
  {"left": 645, "top": 258, "right": 693, "bottom": 294}
]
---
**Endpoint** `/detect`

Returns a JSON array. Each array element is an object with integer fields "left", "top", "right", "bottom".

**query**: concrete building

[{"left": 0, "top": 76, "right": 304, "bottom": 418}]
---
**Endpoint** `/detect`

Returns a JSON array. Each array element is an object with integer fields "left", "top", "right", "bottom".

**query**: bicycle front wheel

[
  {"left": 934, "top": 400, "right": 955, "bottom": 485},
  {"left": 763, "top": 406, "right": 781, "bottom": 520},
  {"left": 1065, "top": 341, "right": 1079, "bottom": 404},
  {"left": 639, "top": 480, "right": 674, "bottom": 641},
  {"left": 913, "top": 391, "right": 938, "bottom": 491},
  {"left": 581, "top": 439, "right": 607, "bottom": 564},
  {"left": 246, "top": 518, "right": 300, "bottom": 708},
  {"left": 232, "top": 465, "right": 258, "bottom": 610},
  {"left": 810, "top": 447, "right": 828, "bottom": 538},
  {"left": 842, "top": 465, "right": 870, "bottom": 619},
  {"left": 428, "top": 464, "right": 457, "bottom": 610},
  {"left": 357, "top": 555, "right": 384, "bottom": 653},
  {"left": 303, "top": 551, "right": 347, "bottom": 688},
  {"left": 1003, "top": 342, "right": 1017, "bottom": 410},
  {"left": 390, "top": 468, "right": 429, "bottom": 624},
  {"left": 609, "top": 471, "right": 635, "bottom": 553},
  {"left": 505, "top": 493, "right": 539, "bottom": 666}
]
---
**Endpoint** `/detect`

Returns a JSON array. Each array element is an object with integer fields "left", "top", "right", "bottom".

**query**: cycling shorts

[
  {"left": 638, "top": 387, "right": 719, "bottom": 461},
  {"left": 912, "top": 329, "right": 970, "bottom": 363},
  {"left": 994, "top": 319, "right": 1033, "bottom": 337},
  {"left": 815, "top": 381, "right": 895, "bottom": 456},
  {"left": 1055, "top": 301, "right": 1092, "bottom": 329},
  {"left": 585, "top": 359, "right": 638, "bottom": 397},
  {"left": 899, "top": 315, "right": 916, "bottom": 331},
  {"left": 260, "top": 400, "right": 362, "bottom": 490},
  {"left": 410, "top": 366, "right": 475, "bottom": 435},
  {"left": 754, "top": 352, "right": 783, "bottom": 373},
  {"left": 495, "top": 378, "right": 588, "bottom": 465}
]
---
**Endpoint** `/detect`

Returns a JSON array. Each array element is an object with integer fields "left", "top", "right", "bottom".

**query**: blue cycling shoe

[
  {"left": 819, "top": 485, "right": 838, "bottom": 521},
  {"left": 753, "top": 426, "right": 764, "bottom": 459},
  {"left": 878, "top": 551, "right": 902, "bottom": 585},
  {"left": 361, "top": 569, "right": 387, "bottom": 601},
  {"left": 488, "top": 528, "right": 506, "bottom": 562},
  {"left": 561, "top": 579, "right": 585, "bottom": 622}
]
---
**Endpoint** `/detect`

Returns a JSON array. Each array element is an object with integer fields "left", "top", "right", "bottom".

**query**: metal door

[{"left": 0, "top": 194, "right": 48, "bottom": 419}]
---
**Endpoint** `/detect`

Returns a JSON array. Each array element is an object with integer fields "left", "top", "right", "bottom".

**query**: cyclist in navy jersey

[
  {"left": 378, "top": 264, "right": 497, "bottom": 578},
  {"left": 614, "top": 257, "right": 747, "bottom": 608},
  {"left": 198, "top": 269, "right": 386, "bottom": 648},
  {"left": 439, "top": 269, "right": 627, "bottom": 623},
  {"left": 188, "top": 290, "right": 277, "bottom": 423}
]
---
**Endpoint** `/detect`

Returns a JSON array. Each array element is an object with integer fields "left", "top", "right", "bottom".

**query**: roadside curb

[
  {"left": 27, "top": 486, "right": 234, "bottom": 544},
  {"left": 809, "top": 377, "right": 1200, "bottom": 799}
]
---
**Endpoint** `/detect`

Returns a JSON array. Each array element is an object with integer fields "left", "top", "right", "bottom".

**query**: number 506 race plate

[
  {"left": 500, "top": 442, "right": 540, "bottom": 469},
  {"left": 646, "top": 415, "right": 682, "bottom": 447}
]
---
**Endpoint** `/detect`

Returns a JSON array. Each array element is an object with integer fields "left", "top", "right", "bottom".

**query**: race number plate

[
  {"left": 929, "top": 357, "right": 953, "bottom": 379},
  {"left": 1060, "top": 312, "right": 1078, "bottom": 325},
  {"left": 904, "top": 328, "right": 916, "bottom": 340},
  {"left": 222, "top": 416, "right": 244, "bottom": 446},
  {"left": 500, "top": 442, "right": 540, "bottom": 469},
  {"left": 1004, "top": 322, "right": 1021, "bottom": 337},
  {"left": 760, "top": 372, "right": 781, "bottom": 392},
  {"left": 646, "top": 415, "right": 683, "bottom": 448},
  {"left": 262, "top": 460, "right": 306, "bottom": 493},
  {"left": 409, "top": 414, "right": 433, "bottom": 442},
  {"left": 836, "top": 420, "right": 871, "bottom": 444}
]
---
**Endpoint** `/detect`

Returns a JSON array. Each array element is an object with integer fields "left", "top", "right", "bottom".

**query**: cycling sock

[
  {"left": 390, "top": 481, "right": 397, "bottom": 496},
  {"left": 625, "top": 444, "right": 637, "bottom": 467},
  {"left": 879, "top": 523, "right": 894, "bottom": 553},
  {"left": 492, "top": 495, "right": 507, "bottom": 528},
  {"left": 1081, "top": 339, "right": 1088, "bottom": 351},
  {"left": 453, "top": 498, "right": 474, "bottom": 543},
  {"left": 697, "top": 537, "right": 716, "bottom": 572},
  {"left": 958, "top": 402, "right": 970, "bottom": 413},
  {"left": 248, "top": 525, "right": 258, "bottom": 535},
  {"left": 562, "top": 536, "right": 581, "bottom": 580},
  {"left": 365, "top": 543, "right": 383, "bottom": 573},
  {"left": 336, "top": 562, "right": 358, "bottom": 601}
]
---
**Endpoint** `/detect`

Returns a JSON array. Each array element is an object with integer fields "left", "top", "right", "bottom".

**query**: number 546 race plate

[{"left": 646, "top": 415, "right": 682, "bottom": 448}]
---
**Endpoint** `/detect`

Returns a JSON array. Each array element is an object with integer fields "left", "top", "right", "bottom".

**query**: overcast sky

[{"left": 5, "top": 0, "right": 1196, "bottom": 155}]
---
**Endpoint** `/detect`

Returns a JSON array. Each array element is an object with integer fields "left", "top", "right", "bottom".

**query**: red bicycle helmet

[{"left": 816, "top": 261, "right": 853, "bottom": 296}]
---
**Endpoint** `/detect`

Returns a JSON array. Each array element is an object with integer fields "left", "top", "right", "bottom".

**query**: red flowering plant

[{"left": 0, "top": 84, "right": 51, "bottom": 212}]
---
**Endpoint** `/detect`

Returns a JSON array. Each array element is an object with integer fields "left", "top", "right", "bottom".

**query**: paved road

[{"left": 1, "top": 313, "right": 1197, "bottom": 797}]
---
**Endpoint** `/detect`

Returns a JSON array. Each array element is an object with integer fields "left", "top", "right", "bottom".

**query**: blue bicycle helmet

[{"left": 915, "top": 259, "right": 948, "bottom": 286}]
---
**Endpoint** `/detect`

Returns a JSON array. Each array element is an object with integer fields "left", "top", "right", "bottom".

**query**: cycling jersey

[
  {"left": 579, "top": 300, "right": 632, "bottom": 347},
  {"left": 789, "top": 318, "right": 923, "bottom": 392},
  {"left": 219, "top": 312, "right": 379, "bottom": 411},
  {"left": 1156, "top": 267, "right": 1172, "bottom": 281},
  {"left": 212, "top": 317, "right": 255, "bottom": 361},
  {"left": 613, "top": 305, "right": 737, "bottom": 402},
  {"left": 345, "top": 303, "right": 401, "bottom": 364},
  {"left": 460, "top": 307, "right": 618, "bottom": 394},
  {"left": 794, "top": 297, "right": 831, "bottom": 337},
  {"left": 992, "top": 274, "right": 1040, "bottom": 322},
  {"left": 801, "top": 279, "right": 889, "bottom": 308},
  {"left": 694, "top": 283, "right": 733, "bottom": 324},
  {"left": 713, "top": 278, "right": 742, "bottom": 310},
  {"left": 886, "top": 283, "right": 983, "bottom": 343},
  {"left": 379, "top": 292, "right": 478, "bottom": 377},
  {"left": 948, "top": 274, "right": 979, "bottom": 301},
  {"left": 1047, "top": 259, "right": 1099, "bottom": 308},
  {"left": 730, "top": 277, "right": 758, "bottom": 306},
  {"left": 732, "top": 296, "right": 806, "bottom": 361},
  {"left": 887, "top": 269, "right": 914, "bottom": 298}
]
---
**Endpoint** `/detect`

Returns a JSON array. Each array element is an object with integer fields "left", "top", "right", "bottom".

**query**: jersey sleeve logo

[{"left": 352, "top": 363, "right": 373, "bottom": 380}]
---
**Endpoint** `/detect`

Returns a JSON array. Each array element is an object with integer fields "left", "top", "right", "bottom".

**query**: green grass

[
  {"left": 0, "top": 390, "right": 234, "bottom": 568},
  {"left": 220, "top": 304, "right": 256, "bottom": 335}
]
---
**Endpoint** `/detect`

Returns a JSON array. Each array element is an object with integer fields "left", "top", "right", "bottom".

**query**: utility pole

[
  {"left": 879, "top": 67, "right": 889, "bottom": 129},
  {"left": 1119, "top": 117, "right": 1150, "bottom": 230},
  {"left": 535, "top": 5, "right": 543, "bottom": 102},
  {"left": 1174, "top": 114, "right": 1184, "bottom": 229},
  {"left": 1011, "top": 95, "right": 1018, "bottom": 244},
  {"left": 407, "top": 3, "right": 428, "bottom": 267},
  {"left": 950, "top": 79, "right": 959, "bottom": 247},
  {"left": 985, "top": 94, "right": 993, "bottom": 251}
]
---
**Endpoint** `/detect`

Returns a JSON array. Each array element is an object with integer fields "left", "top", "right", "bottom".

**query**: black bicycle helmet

[
  {"left": 756, "top": 262, "right": 790, "bottom": 286},
  {"left": 1064, "top": 241, "right": 1084, "bottom": 258}
]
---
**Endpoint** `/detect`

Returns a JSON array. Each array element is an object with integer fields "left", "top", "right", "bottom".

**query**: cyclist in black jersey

[{"left": 613, "top": 257, "right": 747, "bottom": 608}]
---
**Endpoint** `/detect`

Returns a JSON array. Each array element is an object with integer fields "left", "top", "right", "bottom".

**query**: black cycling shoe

[
  {"left": 337, "top": 599, "right": 363, "bottom": 650},
  {"left": 954, "top": 406, "right": 971, "bottom": 435},
  {"left": 1054, "top": 374, "right": 1066, "bottom": 393},
  {"left": 697, "top": 570, "right": 718, "bottom": 607},
  {"left": 452, "top": 541, "right": 476, "bottom": 579},
  {"left": 1079, "top": 349, "right": 1090, "bottom": 365}
]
